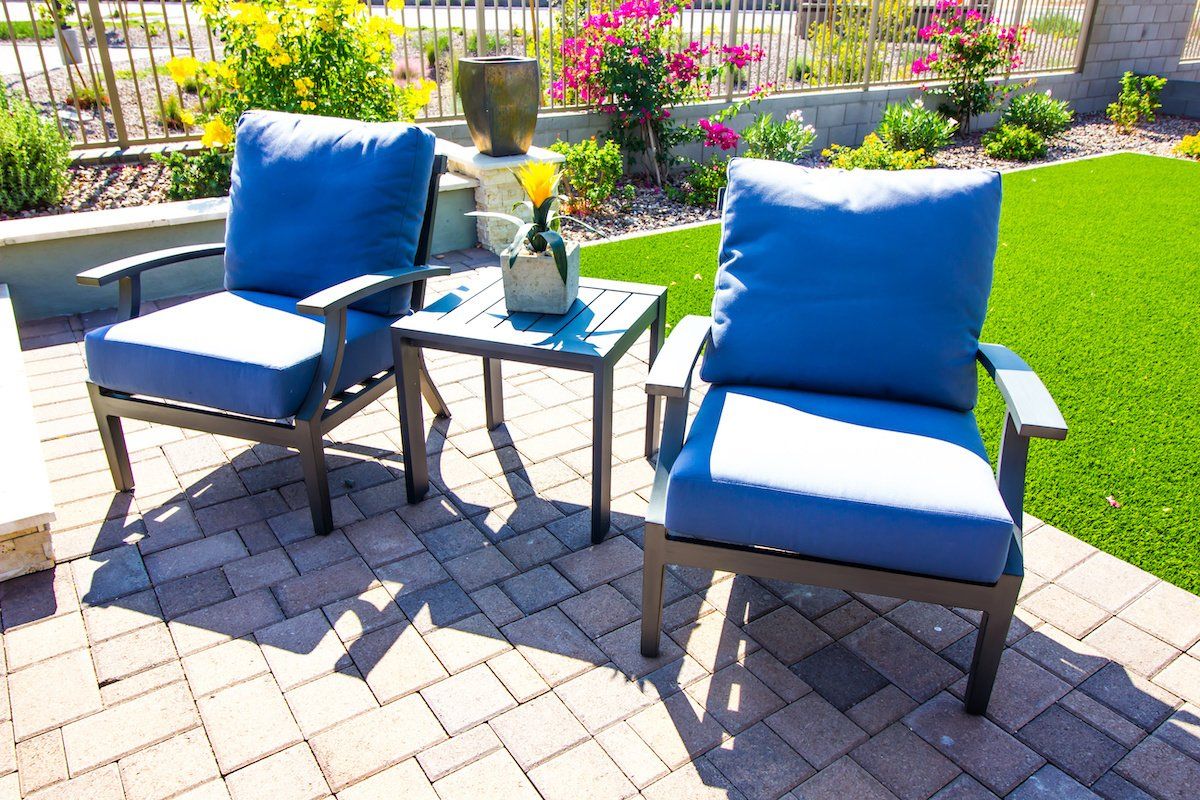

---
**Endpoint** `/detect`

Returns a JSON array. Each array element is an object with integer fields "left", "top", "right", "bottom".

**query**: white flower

[
  {"left": 913, "top": 98, "right": 925, "bottom": 108},
  {"left": 1044, "top": 89, "right": 1053, "bottom": 96},
  {"left": 785, "top": 109, "right": 805, "bottom": 124}
]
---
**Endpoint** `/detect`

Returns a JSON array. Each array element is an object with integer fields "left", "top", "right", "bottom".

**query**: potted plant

[
  {"left": 42, "top": 0, "right": 82, "bottom": 65},
  {"left": 469, "top": 162, "right": 580, "bottom": 315}
]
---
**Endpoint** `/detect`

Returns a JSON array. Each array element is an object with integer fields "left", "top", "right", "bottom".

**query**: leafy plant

[
  {"left": 981, "top": 123, "right": 1046, "bottom": 161},
  {"left": 156, "top": 148, "right": 234, "bottom": 201},
  {"left": 822, "top": 133, "right": 935, "bottom": 170},
  {"left": 65, "top": 83, "right": 109, "bottom": 111},
  {"left": 874, "top": 98, "right": 958, "bottom": 154},
  {"left": 1002, "top": 89, "right": 1074, "bottom": 137},
  {"left": 808, "top": 0, "right": 910, "bottom": 86},
  {"left": 1028, "top": 12, "right": 1081, "bottom": 39},
  {"left": 424, "top": 33, "right": 451, "bottom": 68},
  {"left": 553, "top": 1, "right": 764, "bottom": 184},
  {"left": 159, "top": 94, "right": 195, "bottom": 132},
  {"left": 549, "top": 137, "right": 623, "bottom": 215},
  {"left": 912, "top": 0, "right": 1028, "bottom": 131},
  {"left": 1107, "top": 72, "right": 1167, "bottom": 134},
  {"left": 0, "top": 85, "right": 71, "bottom": 213},
  {"left": 158, "top": 0, "right": 434, "bottom": 198},
  {"left": 1174, "top": 132, "right": 1200, "bottom": 160},
  {"left": 669, "top": 157, "right": 729, "bottom": 207},
  {"left": 468, "top": 162, "right": 572, "bottom": 282},
  {"left": 740, "top": 110, "right": 817, "bottom": 163},
  {"left": 0, "top": 20, "right": 54, "bottom": 40},
  {"left": 788, "top": 58, "right": 813, "bottom": 82}
]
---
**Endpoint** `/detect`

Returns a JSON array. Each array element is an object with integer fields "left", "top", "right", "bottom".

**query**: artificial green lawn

[{"left": 582, "top": 153, "right": 1200, "bottom": 593}]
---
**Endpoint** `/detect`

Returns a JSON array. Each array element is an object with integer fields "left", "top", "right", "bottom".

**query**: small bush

[
  {"left": 0, "top": 20, "right": 54, "bottom": 40},
  {"left": 1002, "top": 90, "right": 1074, "bottom": 137},
  {"left": 822, "top": 133, "right": 935, "bottom": 170},
  {"left": 981, "top": 123, "right": 1047, "bottom": 162},
  {"left": 549, "top": 137, "right": 623, "bottom": 215},
  {"left": 788, "top": 58, "right": 813, "bottom": 82},
  {"left": 66, "top": 83, "right": 109, "bottom": 111},
  {"left": 874, "top": 98, "right": 958, "bottom": 154},
  {"left": 1175, "top": 133, "right": 1200, "bottom": 160},
  {"left": 0, "top": 86, "right": 71, "bottom": 213},
  {"left": 424, "top": 34, "right": 451, "bottom": 67},
  {"left": 155, "top": 148, "right": 233, "bottom": 201},
  {"left": 741, "top": 110, "right": 817, "bottom": 163},
  {"left": 1107, "top": 71, "right": 1167, "bottom": 134},
  {"left": 159, "top": 95, "right": 195, "bottom": 132},
  {"left": 1029, "top": 13, "right": 1081, "bottom": 39},
  {"left": 669, "top": 158, "right": 729, "bottom": 207}
]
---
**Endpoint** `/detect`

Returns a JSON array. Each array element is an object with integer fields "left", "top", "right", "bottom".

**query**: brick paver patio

[{"left": 4, "top": 251, "right": 1200, "bottom": 800}]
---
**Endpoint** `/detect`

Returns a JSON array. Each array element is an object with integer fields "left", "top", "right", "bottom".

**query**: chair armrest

[
  {"left": 296, "top": 265, "right": 451, "bottom": 317},
  {"left": 646, "top": 315, "right": 712, "bottom": 398},
  {"left": 76, "top": 243, "right": 226, "bottom": 286},
  {"left": 977, "top": 343, "right": 1067, "bottom": 440}
]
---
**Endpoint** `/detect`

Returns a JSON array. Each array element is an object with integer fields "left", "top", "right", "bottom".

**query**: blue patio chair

[
  {"left": 640, "top": 159, "right": 1067, "bottom": 714},
  {"left": 77, "top": 111, "right": 452, "bottom": 536}
]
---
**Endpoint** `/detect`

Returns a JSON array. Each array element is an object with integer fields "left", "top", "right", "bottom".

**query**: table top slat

[{"left": 395, "top": 269, "right": 664, "bottom": 367}]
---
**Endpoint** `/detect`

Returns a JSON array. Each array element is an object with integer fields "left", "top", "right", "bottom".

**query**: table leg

[
  {"left": 483, "top": 357, "right": 504, "bottom": 430},
  {"left": 395, "top": 338, "right": 430, "bottom": 503},
  {"left": 645, "top": 293, "right": 667, "bottom": 459},
  {"left": 592, "top": 363, "right": 614, "bottom": 544}
]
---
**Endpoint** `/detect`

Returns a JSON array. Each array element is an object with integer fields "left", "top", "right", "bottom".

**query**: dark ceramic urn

[{"left": 457, "top": 56, "right": 539, "bottom": 157}]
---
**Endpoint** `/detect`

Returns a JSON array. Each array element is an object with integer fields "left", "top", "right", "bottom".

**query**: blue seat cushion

[
  {"left": 85, "top": 291, "right": 395, "bottom": 420},
  {"left": 663, "top": 386, "right": 1015, "bottom": 584},
  {"left": 701, "top": 159, "right": 1002, "bottom": 412},
  {"left": 224, "top": 110, "right": 436, "bottom": 316}
]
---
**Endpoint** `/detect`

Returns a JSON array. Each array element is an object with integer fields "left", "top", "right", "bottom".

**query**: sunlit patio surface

[{"left": 3, "top": 254, "right": 1199, "bottom": 800}]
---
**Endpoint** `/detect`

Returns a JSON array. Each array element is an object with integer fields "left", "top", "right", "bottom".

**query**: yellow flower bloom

[
  {"left": 266, "top": 51, "right": 292, "bottom": 68},
  {"left": 300, "top": 100, "right": 316, "bottom": 111},
  {"left": 293, "top": 76, "right": 315, "bottom": 96},
  {"left": 387, "top": 0, "right": 405, "bottom": 9},
  {"left": 166, "top": 56, "right": 201, "bottom": 86},
  {"left": 255, "top": 24, "right": 279, "bottom": 51},
  {"left": 180, "top": 109, "right": 196, "bottom": 126},
  {"left": 201, "top": 118, "right": 234, "bottom": 148},
  {"left": 515, "top": 162, "right": 561, "bottom": 207}
]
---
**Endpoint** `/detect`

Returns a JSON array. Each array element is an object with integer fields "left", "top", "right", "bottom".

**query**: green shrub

[
  {"left": 424, "top": 33, "right": 451, "bottom": 67},
  {"left": 807, "top": 0, "right": 910, "bottom": 86},
  {"left": 155, "top": 148, "right": 233, "bottom": 201},
  {"left": 669, "top": 158, "right": 729, "bottom": 207},
  {"left": 874, "top": 98, "right": 958, "bottom": 154},
  {"left": 741, "top": 110, "right": 817, "bottom": 163},
  {"left": 159, "top": 95, "right": 194, "bottom": 132},
  {"left": 788, "top": 58, "right": 813, "bottom": 82},
  {"left": 981, "top": 123, "right": 1047, "bottom": 161},
  {"left": 1175, "top": 132, "right": 1200, "bottom": 160},
  {"left": 65, "top": 83, "right": 108, "bottom": 111},
  {"left": 1028, "top": 12, "right": 1081, "bottom": 39},
  {"left": 0, "top": 86, "right": 71, "bottom": 213},
  {"left": 1002, "top": 90, "right": 1074, "bottom": 137},
  {"left": 0, "top": 20, "right": 54, "bottom": 40},
  {"left": 549, "top": 137, "right": 623, "bottom": 215},
  {"left": 1107, "top": 71, "right": 1167, "bottom": 134},
  {"left": 822, "top": 133, "right": 935, "bottom": 170}
]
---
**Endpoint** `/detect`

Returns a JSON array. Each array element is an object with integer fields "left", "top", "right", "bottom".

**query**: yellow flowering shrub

[{"left": 158, "top": 0, "right": 434, "bottom": 199}]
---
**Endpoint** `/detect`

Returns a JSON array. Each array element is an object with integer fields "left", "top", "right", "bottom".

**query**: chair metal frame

[
  {"left": 639, "top": 315, "right": 1068, "bottom": 714},
  {"left": 78, "top": 155, "right": 453, "bottom": 537}
]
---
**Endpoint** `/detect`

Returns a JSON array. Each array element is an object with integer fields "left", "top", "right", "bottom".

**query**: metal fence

[
  {"left": 1183, "top": 0, "right": 1200, "bottom": 63},
  {"left": 1, "top": 0, "right": 1094, "bottom": 150}
]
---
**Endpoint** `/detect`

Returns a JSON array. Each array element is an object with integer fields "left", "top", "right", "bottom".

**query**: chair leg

[
  {"left": 964, "top": 574, "right": 1021, "bottom": 715},
  {"left": 297, "top": 420, "right": 334, "bottom": 536},
  {"left": 87, "top": 383, "right": 134, "bottom": 492},
  {"left": 417, "top": 350, "right": 450, "bottom": 419},
  {"left": 640, "top": 523, "right": 668, "bottom": 657}
]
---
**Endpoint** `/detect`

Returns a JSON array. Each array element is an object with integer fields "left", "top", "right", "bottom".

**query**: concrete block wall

[{"left": 428, "top": 0, "right": 1200, "bottom": 156}]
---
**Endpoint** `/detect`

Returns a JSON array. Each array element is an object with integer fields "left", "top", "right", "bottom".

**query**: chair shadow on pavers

[{"left": 9, "top": 306, "right": 1200, "bottom": 797}]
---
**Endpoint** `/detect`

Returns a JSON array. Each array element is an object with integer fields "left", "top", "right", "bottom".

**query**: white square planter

[{"left": 501, "top": 241, "right": 580, "bottom": 315}]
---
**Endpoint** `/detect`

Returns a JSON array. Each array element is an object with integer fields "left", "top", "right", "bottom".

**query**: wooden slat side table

[{"left": 391, "top": 268, "right": 667, "bottom": 543}]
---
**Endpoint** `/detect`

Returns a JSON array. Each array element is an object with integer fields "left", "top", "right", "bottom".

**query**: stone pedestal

[{"left": 441, "top": 142, "right": 566, "bottom": 255}]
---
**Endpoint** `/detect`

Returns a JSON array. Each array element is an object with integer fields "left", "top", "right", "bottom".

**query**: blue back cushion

[
  {"left": 700, "top": 159, "right": 1002, "bottom": 411},
  {"left": 224, "top": 110, "right": 437, "bottom": 316}
]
